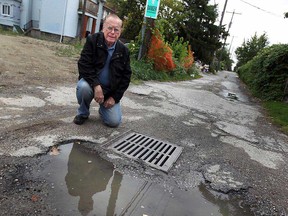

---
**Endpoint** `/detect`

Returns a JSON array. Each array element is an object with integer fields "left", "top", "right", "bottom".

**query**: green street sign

[{"left": 144, "top": 0, "right": 160, "bottom": 19}]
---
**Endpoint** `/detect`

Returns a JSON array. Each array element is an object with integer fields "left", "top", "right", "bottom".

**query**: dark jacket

[{"left": 78, "top": 32, "right": 132, "bottom": 103}]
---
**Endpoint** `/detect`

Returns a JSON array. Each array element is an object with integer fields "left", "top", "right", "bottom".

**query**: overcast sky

[{"left": 210, "top": 0, "right": 288, "bottom": 61}]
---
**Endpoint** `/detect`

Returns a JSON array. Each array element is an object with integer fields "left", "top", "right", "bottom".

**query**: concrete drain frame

[{"left": 108, "top": 132, "right": 183, "bottom": 172}]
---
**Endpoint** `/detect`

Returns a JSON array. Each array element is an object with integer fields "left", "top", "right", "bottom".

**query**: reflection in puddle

[
  {"left": 65, "top": 143, "right": 121, "bottom": 216},
  {"left": 40, "top": 143, "right": 253, "bottom": 216}
]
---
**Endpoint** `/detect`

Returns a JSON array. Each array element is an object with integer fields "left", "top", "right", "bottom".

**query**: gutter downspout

[{"left": 60, "top": 0, "right": 68, "bottom": 43}]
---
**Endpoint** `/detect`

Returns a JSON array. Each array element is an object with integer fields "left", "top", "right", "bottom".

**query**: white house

[
  {"left": 0, "top": 0, "right": 21, "bottom": 27},
  {"left": 0, "top": 0, "right": 114, "bottom": 41}
]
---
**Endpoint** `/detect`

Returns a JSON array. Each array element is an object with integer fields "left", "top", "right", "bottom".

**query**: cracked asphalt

[{"left": 0, "top": 34, "right": 288, "bottom": 215}]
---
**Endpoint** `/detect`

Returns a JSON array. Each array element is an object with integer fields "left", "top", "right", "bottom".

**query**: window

[{"left": 2, "top": 4, "right": 11, "bottom": 16}]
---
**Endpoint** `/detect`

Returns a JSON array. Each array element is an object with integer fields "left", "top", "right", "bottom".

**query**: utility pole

[
  {"left": 218, "top": 0, "right": 229, "bottom": 36},
  {"left": 223, "top": 10, "right": 241, "bottom": 47},
  {"left": 137, "top": 0, "right": 160, "bottom": 60},
  {"left": 212, "top": 0, "right": 228, "bottom": 72},
  {"left": 217, "top": 9, "right": 241, "bottom": 71},
  {"left": 137, "top": 17, "right": 147, "bottom": 60},
  {"left": 137, "top": 18, "right": 154, "bottom": 60},
  {"left": 228, "top": 35, "right": 235, "bottom": 56}
]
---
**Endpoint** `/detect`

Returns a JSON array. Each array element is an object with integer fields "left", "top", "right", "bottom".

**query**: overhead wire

[{"left": 239, "top": 0, "right": 282, "bottom": 18}]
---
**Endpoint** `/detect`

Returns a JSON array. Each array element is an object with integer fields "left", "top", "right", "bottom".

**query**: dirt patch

[{"left": 0, "top": 34, "right": 78, "bottom": 89}]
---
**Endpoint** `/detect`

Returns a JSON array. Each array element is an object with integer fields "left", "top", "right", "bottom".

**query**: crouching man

[{"left": 74, "top": 14, "right": 132, "bottom": 127}]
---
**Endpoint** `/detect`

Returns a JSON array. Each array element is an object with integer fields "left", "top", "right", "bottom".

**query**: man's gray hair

[{"left": 103, "top": 13, "right": 123, "bottom": 27}]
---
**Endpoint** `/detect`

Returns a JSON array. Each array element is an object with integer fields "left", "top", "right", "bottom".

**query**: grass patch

[
  {"left": 55, "top": 42, "right": 83, "bottom": 57},
  {"left": 263, "top": 101, "right": 288, "bottom": 134},
  {"left": 0, "top": 26, "right": 19, "bottom": 36},
  {"left": 131, "top": 59, "right": 169, "bottom": 82}
]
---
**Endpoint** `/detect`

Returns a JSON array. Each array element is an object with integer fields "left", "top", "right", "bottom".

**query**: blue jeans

[{"left": 76, "top": 78, "right": 122, "bottom": 127}]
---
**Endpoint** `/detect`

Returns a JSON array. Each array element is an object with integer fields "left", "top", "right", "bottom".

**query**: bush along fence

[{"left": 237, "top": 44, "right": 288, "bottom": 102}]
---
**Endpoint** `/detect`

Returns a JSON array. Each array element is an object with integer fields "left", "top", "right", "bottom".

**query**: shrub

[
  {"left": 147, "top": 30, "right": 176, "bottom": 71},
  {"left": 183, "top": 45, "right": 194, "bottom": 69},
  {"left": 126, "top": 39, "right": 140, "bottom": 60},
  {"left": 130, "top": 59, "right": 169, "bottom": 82},
  {"left": 170, "top": 36, "right": 189, "bottom": 64},
  {"left": 170, "top": 37, "right": 194, "bottom": 70},
  {"left": 130, "top": 58, "right": 198, "bottom": 83},
  {"left": 238, "top": 44, "right": 288, "bottom": 101}
]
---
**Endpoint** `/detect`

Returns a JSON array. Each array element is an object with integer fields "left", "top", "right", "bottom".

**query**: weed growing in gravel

[{"left": 55, "top": 42, "right": 83, "bottom": 57}]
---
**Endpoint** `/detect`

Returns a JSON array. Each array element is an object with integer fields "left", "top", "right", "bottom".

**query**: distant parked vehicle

[{"left": 201, "top": 64, "right": 209, "bottom": 72}]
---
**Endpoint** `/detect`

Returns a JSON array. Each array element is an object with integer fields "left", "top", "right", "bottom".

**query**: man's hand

[
  {"left": 103, "top": 97, "right": 115, "bottom": 109},
  {"left": 94, "top": 85, "right": 104, "bottom": 104}
]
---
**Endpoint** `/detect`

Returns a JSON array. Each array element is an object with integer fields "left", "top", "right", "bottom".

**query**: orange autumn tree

[{"left": 147, "top": 30, "right": 176, "bottom": 72}]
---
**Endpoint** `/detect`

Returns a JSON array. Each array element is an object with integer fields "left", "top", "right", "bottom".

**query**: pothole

[{"left": 30, "top": 141, "right": 254, "bottom": 216}]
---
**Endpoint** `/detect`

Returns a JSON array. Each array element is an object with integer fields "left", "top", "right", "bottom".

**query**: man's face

[{"left": 103, "top": 17, "right": 122, "bottom": 47}]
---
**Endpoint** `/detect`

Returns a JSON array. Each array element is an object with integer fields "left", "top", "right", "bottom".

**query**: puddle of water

[
  {"left": 220, "top": 89, "right": 249, "bottom": 103},
  {"left": 38, "top": 143, "right": 253, "bottom": 216}
]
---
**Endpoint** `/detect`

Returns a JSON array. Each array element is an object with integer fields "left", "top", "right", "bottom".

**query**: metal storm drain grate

[{"left": 109, "top": 132, "right": 183, "bottom": 172}]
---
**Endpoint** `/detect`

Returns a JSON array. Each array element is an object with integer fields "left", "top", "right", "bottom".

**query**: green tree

[
  {"left": 235, "top": 33, "right": 269, "bottom": 70},
  {"left": 107, "top": 0, "right": 225, "bottom": 66},
  {"left": 177, "top": 0, "right": 223, "bottom": 65},
  {"left": 106, "top": 0, "right": 146, "bottom": 40},
  {"left": 216, "top": 48, "right": 233, "bottom": 71},
  {"left": 106, "top": 0, "right": 184, "bottom": 41},
  {"left": 156, "top": 0, "right": 184, "bottom": 42}
]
